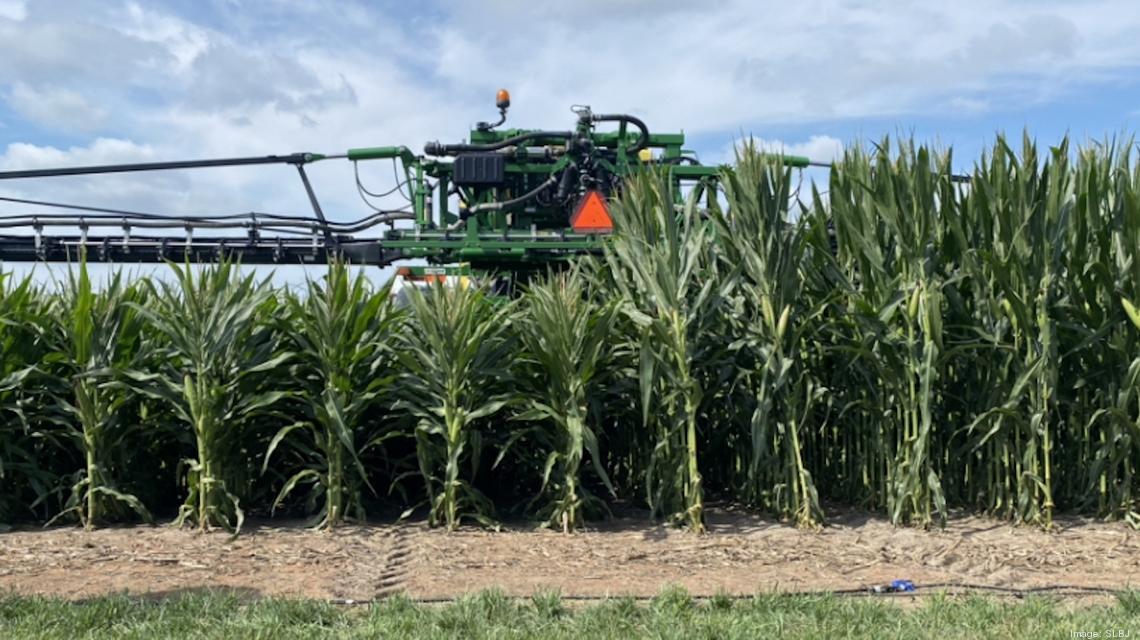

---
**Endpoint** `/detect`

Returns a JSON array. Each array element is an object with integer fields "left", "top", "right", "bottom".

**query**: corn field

[{"left": 2, "top": 135, "right": 1140, "bottom": 534}]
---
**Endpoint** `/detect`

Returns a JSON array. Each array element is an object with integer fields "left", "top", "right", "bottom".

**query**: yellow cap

[{"left": 638, "top": 148, "right": 652, "bottom": 162}]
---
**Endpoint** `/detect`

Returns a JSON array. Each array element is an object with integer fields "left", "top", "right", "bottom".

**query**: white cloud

[
  {"left": 1, "top": 0, "right": 1140, "bottom": 231},
  {"left": 120, "top": 2, "right": 209, "bottom": 71},
  {"left": 708, "top": 136, "right": 844, "bottom": 167},
  {"left": 757, "top": 136, "right": 844, "bottom": 163},
  {"left": 0, "top": 138, "right": 194, "bottom": 218},
  {"left": 947, "top": 97, "right": 990, "bottom": 115},
  {"left": 431, "top": 1, "right": 1140, "bottom": 131},
  {"left": 0, "top": 138, "right": 156, "bottom": 170},
  {"left": 0, "top": 0, "right": 25, "bottom": 21},
  {"left": 0, "top": 9, "right": 165, "bottom": 81},
  {"left": 5, "top": 83, "right": 109, "bottom": 133}
]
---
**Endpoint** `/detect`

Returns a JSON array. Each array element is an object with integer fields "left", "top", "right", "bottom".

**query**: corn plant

[
  {"left": 0, "top": 271, "right": 59, "bottom": 525},
  {"left": 576, "top": 257, "right": 646, "bottom": 501},
  {"left": 393, "top": 282, "right": 515, "bottom": 530},
  {"left": 43, "top": 261, "right": 151, "bottom": 528},
  {"left": 714, "top": 144, "right": 826, "bottom": 527},
  {"left": 827, "top": 140, "right": 956, "bottom": 527},
  {"left": 514, "top": 267, "right": 617, "bottom": 531},
  {"left": 956, "top": 136, "right": 1069, "bottom": 526},
  {"left": 125, "top": 262, "right": 287, "bottom": 533},
  {"left": 603, "top": 171, "right": 730, "bottom": 533},
  {"left": 3, "top": 136, "right": 1140, "bottom": 531},
  {"left": 265, "top": 262, "right": 402, "bottom": 528},
  {"left": 1075, "top": 139, "right": 1140, "bottom": 526}
]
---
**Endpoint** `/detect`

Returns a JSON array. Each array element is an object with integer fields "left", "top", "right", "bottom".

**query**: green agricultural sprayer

[{"left": 0, "top": 90, "right": 824, "bottom": 285}]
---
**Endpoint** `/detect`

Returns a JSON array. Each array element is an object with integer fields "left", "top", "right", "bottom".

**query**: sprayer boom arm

[{"left": 0, "top": 153, "right": 325, "bottom": 180}]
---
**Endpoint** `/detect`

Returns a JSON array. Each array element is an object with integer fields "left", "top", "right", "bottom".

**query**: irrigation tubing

[{"left": 320, "top": 582, "right": 1127, "bottom": 606}]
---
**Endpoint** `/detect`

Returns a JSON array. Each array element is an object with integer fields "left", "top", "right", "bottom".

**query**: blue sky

[{"left": 1, "top": 0, "right": 1139, "bottom": 281}]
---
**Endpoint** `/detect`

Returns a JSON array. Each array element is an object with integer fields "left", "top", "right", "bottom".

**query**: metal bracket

[
  {"left": 33, "top": 218, "right": 43, "bottom": 259},
  {"left": 296, "top": 164, "right": 333, "bottom": 247}
]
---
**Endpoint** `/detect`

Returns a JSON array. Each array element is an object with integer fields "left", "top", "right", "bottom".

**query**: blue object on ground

[{"left": 890, "top": 579, "right": 916, "bottom": 592}]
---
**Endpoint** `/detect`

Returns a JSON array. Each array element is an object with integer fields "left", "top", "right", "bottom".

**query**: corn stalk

[
  {"left": 828, "top": 141, "right": 952, "bottom": 527},
  {"left": 125, "top": 262, "right": 288, "bottom": 534},
  {"left": 0, "top": 272, "right": 59, "bottom": 526},
  {"left": 394, "top": 282, "right": 515, "bottom": 530},
  {"left": 514, "top": 268, "right": 617, "bottom": 532},
  {"left": 44, "top": 260, "right": 151, "bottom": 528},
  {"left": 714, "top": 142, "right": 827, "bottom": 527},
  {"left": 603, "top": 171, "right": 728, "bottom": 533},
  {"left": 265, "top": 262, "right": 402, "bottom": 528}
]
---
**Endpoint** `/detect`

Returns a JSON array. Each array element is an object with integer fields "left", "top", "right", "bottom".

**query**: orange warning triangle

[{"left": 570, "top": 190, "right": 613, "bottom": 233}]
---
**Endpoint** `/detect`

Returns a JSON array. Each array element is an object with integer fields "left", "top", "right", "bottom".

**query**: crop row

[{"left": 2, "top": 136, "right": 1138, "bottom": 533}]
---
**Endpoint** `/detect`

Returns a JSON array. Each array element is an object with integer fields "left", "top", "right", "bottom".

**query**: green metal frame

[
  {"left": 0, "top": 100, "right": 814, "bottom": 277},
  {"left": 342, "top": 114, "right": 811, "bottom": 277}
]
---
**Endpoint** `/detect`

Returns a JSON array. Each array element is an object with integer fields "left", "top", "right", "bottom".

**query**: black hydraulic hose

[
  {"left": 556, "top": 163, "right": 578, "bottom": 201},
  {"left": 0, "top": 195, "right": 184, "bottom": 219},
  {"left": 592, "top": 113, "right": 649, "bottom": 155},
  {"left": 423, "top": 131, "right": 573, "bottom": 156},
  {"left": 0, "top": 195, "right": 413, "bottom": 228},
  {"left": 0, "top": 211, "right": 415, "bottom": 233},
  {"left": 467, "top": 176, "right": 558, "bottom": 213},
  {"left": 0, "top": 153, "right": 317, "bottom": 180},
  {"left": 323, "top": 211, "right": 415, "bottom": 232}
]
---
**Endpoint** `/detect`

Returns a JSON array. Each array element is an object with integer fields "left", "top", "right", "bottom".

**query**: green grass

[{"left": 2, "top": 588, "right": 1138, "bottom": 639}]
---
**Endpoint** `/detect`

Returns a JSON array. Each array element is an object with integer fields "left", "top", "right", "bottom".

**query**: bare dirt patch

[{"left": 1, "top": 508, "right": 1137, "bottom": 601}]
